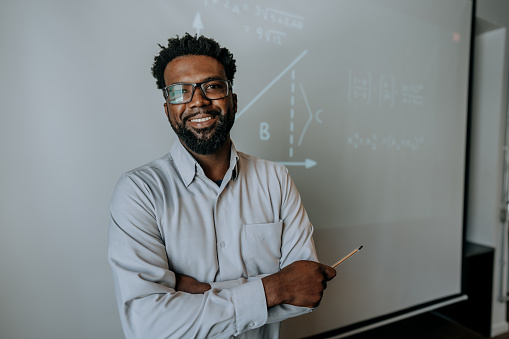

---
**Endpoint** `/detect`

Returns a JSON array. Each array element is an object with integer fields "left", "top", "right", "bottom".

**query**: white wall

[
  {"left": 467, "top": 26, "right": 508, "bottom": 337},
  {"left": 468, "top": 0, "right": 509, "bottom": 336}
]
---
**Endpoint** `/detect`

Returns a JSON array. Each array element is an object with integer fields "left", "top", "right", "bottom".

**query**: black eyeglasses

[{"left": 163, "top": 79, "right": 231, "bottom": 104}]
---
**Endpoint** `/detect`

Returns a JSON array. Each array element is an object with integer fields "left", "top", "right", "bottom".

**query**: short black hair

[{"left": 151, "top": 33, "right": 237, "bottom": 90}]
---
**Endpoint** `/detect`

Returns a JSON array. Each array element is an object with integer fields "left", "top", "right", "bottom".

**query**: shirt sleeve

[
  {"left": 279, "top": 166, "right": 318, "bottom": 266},
  {"left": 264, "top": 166, "right": 319, "bottom": 322},
  {"left": 108, "top": 174, "right": 268, "bottom": 339}
]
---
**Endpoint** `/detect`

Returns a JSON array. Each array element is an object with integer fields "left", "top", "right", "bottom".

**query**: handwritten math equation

[
  {"left": 203, "top": 0, "right": 305, "bottom": 45},
  {"left": 347, "top": 132, "right": 424, "bottom": 152},
  {"left": 348, "top": 69, "right": 424, "bottom": 108}
]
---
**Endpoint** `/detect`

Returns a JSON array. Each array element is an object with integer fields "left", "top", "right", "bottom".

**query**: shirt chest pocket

[{"left": 241, "top": 221, "right": 283, "bottom": 277}]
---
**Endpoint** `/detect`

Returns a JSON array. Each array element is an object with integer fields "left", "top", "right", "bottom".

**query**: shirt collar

[
  {"left": 229, "top": 144, "right": 240, "bottom": 181},
  {"left": 170, "top": 140, "right": 239, "bottom": 187}
]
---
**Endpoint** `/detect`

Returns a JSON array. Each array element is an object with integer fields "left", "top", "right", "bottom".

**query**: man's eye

[
  {"left": 204, "top": 81, "right": 226, "bottom": 91},
  {"left": 171, "top": 85, "right": 191, "bottom": 92}
]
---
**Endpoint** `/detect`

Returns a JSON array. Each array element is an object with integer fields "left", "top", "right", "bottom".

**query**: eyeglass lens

[{"left": 166, "top": 80, "right": 229, "bottom": 104}]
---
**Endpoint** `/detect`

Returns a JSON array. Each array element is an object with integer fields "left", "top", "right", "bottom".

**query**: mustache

[{"left": 182, "top": 110, "right": 221, "bottom": 123}]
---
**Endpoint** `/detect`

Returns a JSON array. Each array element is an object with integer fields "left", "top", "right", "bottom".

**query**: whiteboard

[{"left": 0, "top": 0, "right": 472, "bottom": 338}]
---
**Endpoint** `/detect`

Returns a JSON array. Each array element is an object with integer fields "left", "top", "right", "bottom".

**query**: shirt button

[
  {"left": 217, "top": 196, "right": 221, "bottom": 202},
  {"left": 249, "top": 322, "right": 255, "bottom": 327},
  {"left": 220, "top": 241, "right": 226, "bottom": 248}
]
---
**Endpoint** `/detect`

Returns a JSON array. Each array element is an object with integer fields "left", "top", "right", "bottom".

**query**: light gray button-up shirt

[{"left": 108, "top": 140, "right": 318, "bottom": 338}]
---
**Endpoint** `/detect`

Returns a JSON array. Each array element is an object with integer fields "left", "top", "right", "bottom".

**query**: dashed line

[{"left": 289, "top": 69, "right": 296, "bottom": 158}]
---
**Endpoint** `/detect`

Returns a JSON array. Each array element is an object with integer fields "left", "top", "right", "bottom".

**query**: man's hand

[
  {"left": 262, "top": 260, "right": 336, "bottom": 308},
  {"left": 175, "top": 273, "right": 211, "bottom": 294}
]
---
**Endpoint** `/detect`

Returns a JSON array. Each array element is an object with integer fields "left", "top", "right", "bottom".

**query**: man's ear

[
  {"left": 164, "top": 103, "right": 169, "bottom": 119},
  {"left": 232, "top": 93, "right": 238, "bottom": 114}
]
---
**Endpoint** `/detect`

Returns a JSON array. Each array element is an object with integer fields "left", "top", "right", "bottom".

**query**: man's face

[{"left": 163, "top": 55, "right": 237, "bottom": 155}]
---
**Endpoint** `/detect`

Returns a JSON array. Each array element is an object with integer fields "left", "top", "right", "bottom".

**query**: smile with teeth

[{"left": 190, "top": 116, "right": 213, "bottom": 123}]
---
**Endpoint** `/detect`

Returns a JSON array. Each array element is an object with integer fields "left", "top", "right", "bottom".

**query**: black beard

[{"left": 170, "top": 108, "right": 235, "bottom": 155}]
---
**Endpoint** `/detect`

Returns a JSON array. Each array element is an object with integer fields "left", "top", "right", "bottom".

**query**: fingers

[
  {"left": 324, "top": 265, "right": 337, "bottom": 281},
  {"left": 312, "top": 264, "right": 336, "bottom": 306},
  {"left": 286, "top": 261, "right": 336, "bottom": 307},
  {"left": 174, "top": 273, "right": 211, "bottom": 294},
  {"left": 317, "top": 263, "right": 336, "bottom": 281}
]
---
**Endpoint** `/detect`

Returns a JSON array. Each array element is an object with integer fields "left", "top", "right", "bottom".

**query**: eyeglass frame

[{"left": 162, "top": 79, "right": 232, "bottom": 104}]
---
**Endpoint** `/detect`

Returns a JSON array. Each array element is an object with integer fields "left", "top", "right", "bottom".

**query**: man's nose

[{"left": 188, "top": 86, "right": 211, "bottom": 107}]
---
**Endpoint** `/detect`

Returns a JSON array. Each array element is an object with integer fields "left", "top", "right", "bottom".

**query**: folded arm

[{"left": 108, "top": 175, "right": 269, "bottom": 339}]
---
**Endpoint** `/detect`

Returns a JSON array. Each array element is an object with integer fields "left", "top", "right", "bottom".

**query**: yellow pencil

[{"left": 332, "top": 246, "right": 363, "bottom": 268}]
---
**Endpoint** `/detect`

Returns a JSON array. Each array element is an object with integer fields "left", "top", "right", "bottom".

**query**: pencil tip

[{"left": 359, "top": 246, "right": 363, "bottom": 250}]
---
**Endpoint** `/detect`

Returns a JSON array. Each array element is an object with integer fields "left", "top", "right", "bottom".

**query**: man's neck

[{"left": 184, "top": 139, "right": 232, "bottom": 182}]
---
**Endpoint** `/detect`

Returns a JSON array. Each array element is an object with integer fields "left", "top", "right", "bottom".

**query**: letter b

[{"left": 260, "top": 122, "right": 270, "bottom": 140}]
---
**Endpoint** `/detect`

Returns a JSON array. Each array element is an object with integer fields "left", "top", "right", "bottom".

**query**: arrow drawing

[
  {"left": 277, "top": 159, "right": 317, "bottom": 169},
  {"left": 193, "top": 12, "right": 204, "bottom": 36}
]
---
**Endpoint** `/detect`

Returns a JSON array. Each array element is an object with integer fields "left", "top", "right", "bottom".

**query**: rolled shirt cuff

[
  {"left": 209, "top": 277, "right": 247, "bottom": 291},
  {"left": 231, "top": 279, "right": 268, "bottom": 334}
]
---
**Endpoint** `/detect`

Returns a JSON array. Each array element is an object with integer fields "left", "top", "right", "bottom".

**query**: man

[{"left": 108, "top": 33, "right": 336, "bottom": 339}]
